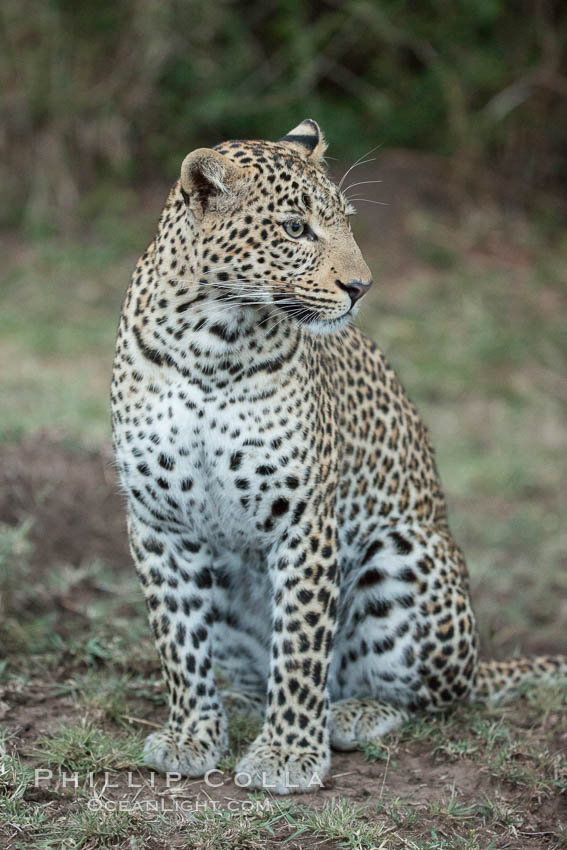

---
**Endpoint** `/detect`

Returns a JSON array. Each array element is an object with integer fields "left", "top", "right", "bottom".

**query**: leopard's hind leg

[{"left": 329, "top": 524, "right": 479, "bottom": 749}]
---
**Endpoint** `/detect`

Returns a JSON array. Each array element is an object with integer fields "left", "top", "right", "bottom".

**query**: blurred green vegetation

[{"left": 1, "top": 0, "right": 566, "bottom": 230}]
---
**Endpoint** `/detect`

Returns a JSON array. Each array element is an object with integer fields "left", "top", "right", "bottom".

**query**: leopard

[{"left": 110, "top": 119, "right": 566, "bottom": 794}]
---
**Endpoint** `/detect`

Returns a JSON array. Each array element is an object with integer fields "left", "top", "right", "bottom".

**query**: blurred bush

[{"left": 1, "top": 0, "right": 566, "bottom": 229}]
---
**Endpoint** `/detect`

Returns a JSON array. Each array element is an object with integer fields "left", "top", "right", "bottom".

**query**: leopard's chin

[{"left": 303, "top": 313, "right": 352, "bottom": 335}]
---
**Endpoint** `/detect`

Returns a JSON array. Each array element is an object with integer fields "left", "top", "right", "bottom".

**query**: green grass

[
  {"left": 47, "top": 807, "right": 164, "bottom": 850},
  {"left": 31, "top": 720, "right": 146, "bottom": 778}
]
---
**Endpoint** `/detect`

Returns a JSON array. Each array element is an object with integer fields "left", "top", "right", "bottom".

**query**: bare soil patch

[{"left": 0, "top": 432, "right": 129, "bottom": 573}]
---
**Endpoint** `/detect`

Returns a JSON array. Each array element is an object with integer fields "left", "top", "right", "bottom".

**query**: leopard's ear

[
  {"left": 180, "top": 148, "right": 244, "bottom": 216},
  {"left": 278, "top": 119, "right": 327, "bottom": 164}
]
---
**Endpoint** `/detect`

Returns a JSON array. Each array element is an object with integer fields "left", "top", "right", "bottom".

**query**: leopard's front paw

[
  {"left": 143, "top": 716, "right": 228, "bottom": 776},
  {"left": 235, "top": 735, "right": 329, "bottom": 794}
]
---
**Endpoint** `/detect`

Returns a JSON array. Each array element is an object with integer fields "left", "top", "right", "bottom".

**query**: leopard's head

[{"left": 179, "top": 120, "right": 372, "bottom": 335}]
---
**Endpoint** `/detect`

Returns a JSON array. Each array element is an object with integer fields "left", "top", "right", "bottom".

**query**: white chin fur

[{"left": 303, "top": 314, "right": 351, "bottom": 335}]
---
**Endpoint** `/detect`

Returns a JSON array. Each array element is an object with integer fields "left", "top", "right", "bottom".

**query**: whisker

[
  {"left": 348, "top": 198, "right": 389, "bottom": 207},
  {"left": 344, "top": 179, "right": 383, "bottom": 194},
  {"left": 338, "top": 143, "right": 382, "bottom": 191}
]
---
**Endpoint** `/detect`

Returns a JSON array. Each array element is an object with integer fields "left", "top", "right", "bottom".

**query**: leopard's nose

[{"left": 336, "top": 278, "right": 373, "bottom": 306}]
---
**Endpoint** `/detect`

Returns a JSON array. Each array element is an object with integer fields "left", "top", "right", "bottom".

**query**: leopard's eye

[{"left": 283, "top": 219, "right": 306, "bottom": 239}]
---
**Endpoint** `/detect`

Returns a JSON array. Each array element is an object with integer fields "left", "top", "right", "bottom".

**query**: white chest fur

[{"left": 114, "top": 371, "right": 306, "bottom": 554}]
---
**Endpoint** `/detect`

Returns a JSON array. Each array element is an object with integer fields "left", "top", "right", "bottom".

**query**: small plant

[
  {"left": 360, "top": 738, "right": 392, "bottom": 762},
  {"left": 32, "top": 719, "right": 145, "bottom": 779}
]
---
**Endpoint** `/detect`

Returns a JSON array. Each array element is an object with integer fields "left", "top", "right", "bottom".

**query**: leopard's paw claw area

[
  {"left": 235, "top": 737, "right": 329, "bottom": 794},
  {"left": 143, "top": 721, "right": 228, "bottom": 777}
]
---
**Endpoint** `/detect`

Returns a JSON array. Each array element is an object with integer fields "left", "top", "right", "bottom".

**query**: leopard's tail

[{"left": 472, "top": 655, "right": 567, "bottom": 703}]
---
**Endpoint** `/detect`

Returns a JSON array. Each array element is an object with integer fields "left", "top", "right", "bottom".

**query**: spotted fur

[{"left": 111, "top": 119, "right": 567, "bottom": 793}]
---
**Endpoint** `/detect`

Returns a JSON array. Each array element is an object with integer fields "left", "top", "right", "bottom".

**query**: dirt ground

[{"left": 0, "top": 435, "right": 128, "bottom": 574}]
